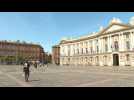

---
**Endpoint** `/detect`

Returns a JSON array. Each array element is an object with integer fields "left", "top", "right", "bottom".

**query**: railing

[{"left": 112, "top": 48, "right": 119, "bottom": 52}]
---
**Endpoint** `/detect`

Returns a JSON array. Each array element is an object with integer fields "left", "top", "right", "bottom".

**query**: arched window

[
  {"left": 126, "top": 41, "right": 130, "bottom": 50},
  {"left": 114, "top": 41, "right": 119, "bottom": 51}
]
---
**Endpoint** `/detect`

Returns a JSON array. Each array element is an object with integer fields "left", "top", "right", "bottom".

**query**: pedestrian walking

[
  {"left": 39, "top": 63, "right": 42, "bottom": 67},
  {"left": 34, "top": 62, "right": 37, "bottom": 69},
  {"left": 23, "top": 61, "right": 30, "bottom": 82},
  {"left": 46, "top": 62, "right": 48, "bottom": 67}
]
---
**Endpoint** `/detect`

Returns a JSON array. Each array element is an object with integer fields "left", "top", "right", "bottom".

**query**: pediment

[{"left": 100, "top": 23, "right": 132, "bottom": 34}]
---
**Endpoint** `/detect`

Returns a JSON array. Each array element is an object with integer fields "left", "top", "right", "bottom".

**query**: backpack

[{"left": 23, "top": 67, "right": 27, "bottom": 72}]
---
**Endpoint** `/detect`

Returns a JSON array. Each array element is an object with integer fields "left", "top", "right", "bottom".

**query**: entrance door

[{"left": 113, "top": 54, "right": 119, "bottom": 66}]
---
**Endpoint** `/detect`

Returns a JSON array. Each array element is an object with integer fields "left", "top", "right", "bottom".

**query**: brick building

[
  {"left": 0, "top": 40, "right": 45, "bottom": 64},
  {"left": 44, "top": 52, "right": 52, "bottom": 64},
  {"left": 52, "top": 45, "right": 60, "bottom": 65}
]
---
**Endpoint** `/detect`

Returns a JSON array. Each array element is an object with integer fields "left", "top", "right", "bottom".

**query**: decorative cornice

[
  {"left": 60, "top": 23, "right": 134, "bottom": 45},
  {"left": 0, "top": 40, "right": 42, "bottom": 48}
]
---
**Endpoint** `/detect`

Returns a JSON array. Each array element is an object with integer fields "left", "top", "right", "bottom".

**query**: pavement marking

[
  {"left": 75, "top": 78, "right": 112, "bottom": 87},
  {"left": 0, "top": 71, "right": 32, "bottom": 87}
]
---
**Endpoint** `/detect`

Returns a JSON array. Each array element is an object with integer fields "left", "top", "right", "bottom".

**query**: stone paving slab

[
  {"left": 0, "top": 74, "right": 20, "bottom": 87},
  {"left": 0, "top": 64, "right": 134, "bottom": 87}
]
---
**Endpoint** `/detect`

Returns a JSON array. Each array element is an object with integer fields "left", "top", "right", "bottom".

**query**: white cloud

[
  {"left": 61, "top": 37, "right": 67, "bottom": 40},
  {"left": 99, "top": 26, "right": 104, "bottom": 31},
  {"left": 129, "top": 16, "right": 134, "bottom": 25},
  {"left": 109, "top": 17, "right": 122, "bottom": 24}
]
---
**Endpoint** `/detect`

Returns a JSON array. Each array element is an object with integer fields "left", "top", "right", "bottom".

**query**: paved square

[{"left": 0, "top": 64, "right": 134, "bottom": 87}]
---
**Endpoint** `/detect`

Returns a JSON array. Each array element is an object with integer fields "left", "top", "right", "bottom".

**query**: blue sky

[{"left": 0, "top": 12, "right": 134, "bottom": 53}]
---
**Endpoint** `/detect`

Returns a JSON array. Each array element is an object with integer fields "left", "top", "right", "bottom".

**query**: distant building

[
  {"left": 44, "top": 52, "right": 52, "bottom": 64},
  {"left": 0, "top": 40, "right": 45, "bottom": 64},
  {"left": 48, "top": 54, "right": 52, "bottom": 63},
  {"left": 52, "top": 45, "right": 60, "bottom": 65}
]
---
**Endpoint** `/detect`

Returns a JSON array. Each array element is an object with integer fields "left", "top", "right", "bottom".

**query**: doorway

[{"left": 113, "top": 54, "right": 119, "bottom": 66}]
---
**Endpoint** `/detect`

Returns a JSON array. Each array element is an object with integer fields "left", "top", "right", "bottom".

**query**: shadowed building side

[
  {"left": 44, "top": 52, "right": 52, "bottom": 64},
  {"left": 52, "top": 45, "right": 60, "bottom": 65}
]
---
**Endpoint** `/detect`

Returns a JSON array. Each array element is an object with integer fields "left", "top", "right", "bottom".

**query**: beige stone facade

[{"left": 59, "top": 18, "right": 134, "bottom": 66}]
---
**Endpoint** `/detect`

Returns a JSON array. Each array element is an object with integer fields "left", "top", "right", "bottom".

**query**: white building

[{"left": 59, "top": 17, "right": 134, "bottom": 66}]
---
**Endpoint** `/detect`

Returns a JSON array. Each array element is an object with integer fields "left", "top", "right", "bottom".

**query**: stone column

[
  {"left": 101, "top": 37, "right": 104, "bottom": 53},
  {"left": 99, "top": 38, "right": 101, "bottom": 53},
  {"left": 130, "top": 32, "right": 133, "bottom": 51},
  {"left": 79, "top": 43, "right": 80, "bottom": 55},
  {"left": 107, "top": 35, "right": 110, "bottom": 52},
  {"left": 119, "top": 34, "right": 122, "bottom": 51},
  {"left": 122, "top": 34, "right": 125, "bottom": 51},
  {"left": 88, "top": 40, "right": 90, "bottom": 54},
  {"left": 119, "top": 33, "right": 122, "bottom": 51},
  {"left": 70, "top": 44, "right": 72, "bottom": 56},
  {"left": 98, "top": 37, "right": 101, "bottom": 54},
  {"left": 92, "top": 40, "right": 94, "bottom": 54},
  {"left": 109, "top": 35, "right": 112, "bottom": 52},
  {"left": 122, "top": 33, "right": 125, "bottom": 51},
  {"left": 101, "top": 38, "right": 103, "bottom": 53},
  {"left": 132, "top": 32, "right": 134, "bottom": 50}
]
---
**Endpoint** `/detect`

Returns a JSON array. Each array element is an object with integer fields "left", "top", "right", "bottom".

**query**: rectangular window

[
  {"left": 62, "top": 48, "right": 64, "bottom": 53},
  {"left": 89, "top": 41, "right": 92, "bottom": 47},
  {"left": 81, "top": 48, "right": 83, "bottom": 54},
  {"left": 97, "top": 46, "right": 99, "bottom": 53},
  {"left": 85, "top": 42, "right": 88, "bottom": 47},
  {"left": 91, "top": 47, "right": 93, "bottom": 54},
  {"left": 68, "top": 50, "right": 70, "bottom": 56},
  {"left": 77, "top": 49, "right": 79, "bottom": 54},
  {"left": 90, "top": 57, "right": 92, "bottom": 62},
  {"left": 126, "top": 41, "right": 130, "bottom": 50},
  {"left": 126, "top": 34, "right": 129, "bottom": 39},
  {"left": 68, "top": 45, "right": 70, "bottom": 56},
  {"left": 114, "top": 41, "right": 119, "bottom": 51},
  {"left": 105, "top": 44, "right": 108, "bottom": 52},
  {"left": 86, "top": 48, "right": 88, "bottom": 54},
  {"left": 73, "top": 49, "right": 75, "bottom": 55}
]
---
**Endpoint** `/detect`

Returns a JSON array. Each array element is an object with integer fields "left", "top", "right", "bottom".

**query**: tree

[{"left": 16, "top": 56, "right": 24, "bottom": 65}]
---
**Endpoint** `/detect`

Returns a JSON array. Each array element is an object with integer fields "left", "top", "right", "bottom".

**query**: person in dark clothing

[{"left": 23, "top": 62, "right": 30, "bottom": 82}]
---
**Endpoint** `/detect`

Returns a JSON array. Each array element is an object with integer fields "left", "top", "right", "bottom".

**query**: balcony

[{"left": 112, "top": 48, "right": 119, "bottom": 52}]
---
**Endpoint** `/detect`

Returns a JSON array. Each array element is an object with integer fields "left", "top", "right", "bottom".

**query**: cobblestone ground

[{"left": 0, "top": 64, "right": 134, "bottom": 87}]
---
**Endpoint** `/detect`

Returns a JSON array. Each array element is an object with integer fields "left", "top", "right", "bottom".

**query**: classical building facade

[
  {"left": 59, "top": 18, "right": 134, "bottom": 66},
  {"left": 0, "top": 40, "right": 45, "bottom": 64},
  {"left": 52, "top": 45, "right": 60, "bottom": 65}
]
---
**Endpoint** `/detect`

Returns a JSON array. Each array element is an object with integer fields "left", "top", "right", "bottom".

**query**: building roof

[
  {"left": 60, "top": 22, "right": 134, "bottom": 44},
  {"left": 0, "top": 40, "right": 43, "bottom": 48},
  {"left": 52, "top": 45, "right": 60, "bottom": 48}
]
